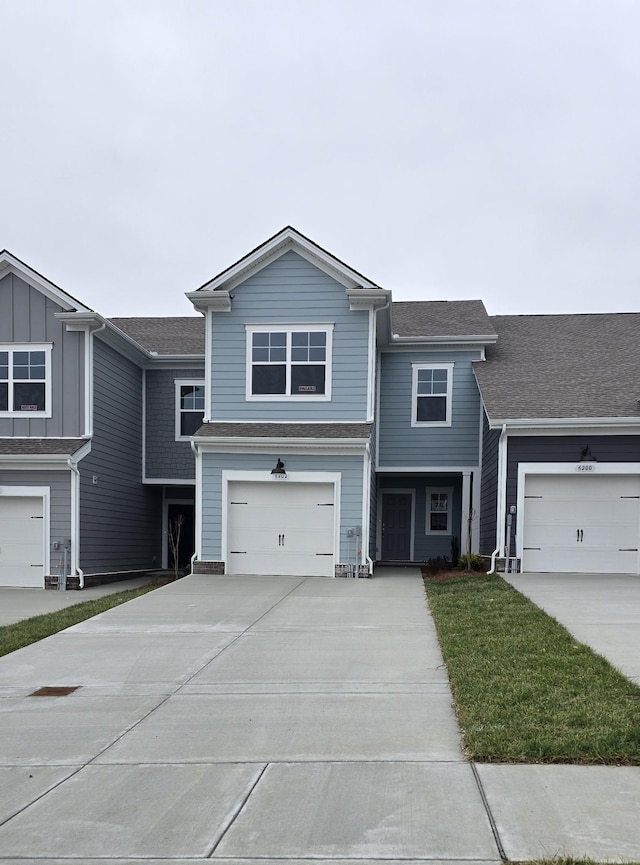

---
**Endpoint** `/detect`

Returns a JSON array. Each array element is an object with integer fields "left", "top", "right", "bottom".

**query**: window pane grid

[
  {"left": 250, "top": 330, "right": 328, "bottom": 397},
  {"left": 1, "top": 348, "right": 49, "bottom": 414}
]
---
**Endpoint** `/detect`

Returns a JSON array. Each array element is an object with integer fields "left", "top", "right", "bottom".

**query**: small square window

[
  {"left": 175, "top": 380, "right": 205, "bottom": 439},
  {"left": 426, "top": 487, "right": 453, "bottom": 535},
  {"left": 412, "top": 364, "right": 453, "bottom": 427}
]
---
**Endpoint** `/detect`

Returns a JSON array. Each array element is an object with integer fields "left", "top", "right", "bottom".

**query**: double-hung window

[
  {"left": 247, "top": 325, "right": 332, "bottom": 400},
  {"left": 411, "top": 363, "right": 453, "bottom": 426},
  {"left": 426, "top": 487, "right": 453, "bottom": 534},
  {"left": 0, "top": 344, "right": 52, "bottom": 417},
  {"left": 175, "top": 380, "right": 205, "bottom": 439}
]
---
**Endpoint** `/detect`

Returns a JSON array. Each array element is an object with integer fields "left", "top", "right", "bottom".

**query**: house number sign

[{"left": 575, "top": 463, "right": 596, "bottom": 472}]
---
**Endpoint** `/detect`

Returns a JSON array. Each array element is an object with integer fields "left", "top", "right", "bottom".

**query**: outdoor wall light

[
  {"left": 579, "top": 445, "right": 597, "bottom": 461},
  {"left": 271, "top": 458, "right": 287, "bottom": 476}
]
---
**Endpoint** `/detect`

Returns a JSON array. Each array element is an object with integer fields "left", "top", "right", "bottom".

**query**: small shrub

[
  {"left": 424, "top": 556, "right": 451, "bottom": 575},
  {"left": 458, "top": 552, "right": 486, "bottom": 571}
]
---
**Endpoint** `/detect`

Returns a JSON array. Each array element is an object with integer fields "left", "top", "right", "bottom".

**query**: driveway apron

[{"left": 0, "top": 569, "right": 501, "bottom": 863}]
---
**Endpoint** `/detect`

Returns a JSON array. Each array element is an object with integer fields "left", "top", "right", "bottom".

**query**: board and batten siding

[
  {"left": 479, "top": 417, "right": 500, "bottom": 555},
  {"left": 79, "top": 339, "right": 160, "bottom": 574},
  {"left": 505, "top": 434, "right": 640, "bottom": 540},
  {"left": 0, "top": 469, "right": 71, "bottom": 571},
  {"left": 210, "top": 251, "right": 370, "bottom": 421},
  {"left": 377, "top": 349, "right": 483, "bottom": 467},
  {"left": 0, "top": 273, "right": 85, "bottom": 437},
  {"left": 145, "top": 367, "right": 203, "bottom": 479},
  {"left": 201, "top": 452, "right": 364, "bottom": 562}
]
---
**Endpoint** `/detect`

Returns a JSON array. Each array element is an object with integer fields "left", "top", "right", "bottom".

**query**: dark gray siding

[
  {"left": 145, "top": 367, "right": 203, "bottom": 479},
  {"left": 0, "top": 469, "right": 71, "bottom": 570},
  {"left": 378, "top": 349, "right": 483, "bottom": 467},
  {"left": 79, "top": 339, "right": 160, "bottom": 574},
  {"left": 479, "top": 418, "right": 499, "bottom": 554},
  {"left": 506, "top": 434, "right": 640, "bottom": 538},
  {"left": 0, "top": 273, "right": 85, "bottom": 437}
]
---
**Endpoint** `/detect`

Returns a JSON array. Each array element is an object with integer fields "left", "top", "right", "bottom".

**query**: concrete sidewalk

[{"left": 0, "top": 568, "right": 639, "bottom": 862}]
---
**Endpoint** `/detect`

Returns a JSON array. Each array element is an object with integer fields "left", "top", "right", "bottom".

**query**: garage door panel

[
  {"left": 522, "top": 474, "right": 640, "bottom": 574},
  {"left": 227, "top": 481, "right": 335, "bottom": 577},
  {"left": 0, "top": 497, "right": 45, "bottom": 588}
]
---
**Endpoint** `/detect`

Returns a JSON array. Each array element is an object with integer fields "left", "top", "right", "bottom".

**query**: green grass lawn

[
  {"left": 424, "top": 573, "right": 640, "bottom": 764},
  {"left": 0, "top": 586, "right": 157, "bottom": 658}
]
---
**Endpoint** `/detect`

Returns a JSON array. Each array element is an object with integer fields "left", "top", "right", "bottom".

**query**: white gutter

[
  {"left": 488, "top": 424, "right": 508, "bottom": 575},
  {"left": 488, "top": 416, "right": 640, "bottom": 429}
]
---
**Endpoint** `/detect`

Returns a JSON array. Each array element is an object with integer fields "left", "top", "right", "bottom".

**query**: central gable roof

[
  {"left": 0, "top": 250, "right": 93, "bottom": 313},
  {"left": 192, "top": 226, "right": 383, "bottom": 294}
]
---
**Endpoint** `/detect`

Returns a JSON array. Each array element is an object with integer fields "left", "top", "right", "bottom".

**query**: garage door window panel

[
  {"left": 248, "top": 327, "right": 331, "bottom": 400},
  {"left": 0, "top": 345, "right": 51, "bottom": 417}
]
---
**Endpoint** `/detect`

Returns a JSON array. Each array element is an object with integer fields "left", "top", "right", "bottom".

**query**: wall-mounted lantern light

[{"left": 271, "top": 458, "right": 287, "bottom": 478}]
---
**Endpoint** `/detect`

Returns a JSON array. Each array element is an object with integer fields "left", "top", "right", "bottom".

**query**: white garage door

[
  {"left": 227, "top": 481, "right": 335, "bottom": 576},
  {"left": 522, "top": 474, "right": 640, "bottom": 574},
  {"left": 0, "top": 497, "right": 45, "bottom": 587}
]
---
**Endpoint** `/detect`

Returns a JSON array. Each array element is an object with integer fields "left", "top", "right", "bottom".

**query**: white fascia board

[
  {"left": 0, "top": 254, "right": 92, "bottom": 313},
  {"left": 373, "top": 464, "right": 481, "bottom": 473},
  {"left": 347, "top": 288, "right": 392, "bottom": 310},
  {"left": 195, "top": 229, "right": 380, "bottom": 293},
  {"left": 57, "top": 313, "right": 151, "bottom": 364},
  {"left": 143, "top": 478, "right": 196, "bottom": 485},
  {"left": 389, "top": 335, "right": 497, "bottom": 348},
  {"left": 185, "top": 290, "right": 231, "bottom": 314},
  {"left": 487, "top": 417, "right": 640, "bottom": 431},
  {"left": 0, "top": 456, "right": 71, "bottom": 471}
]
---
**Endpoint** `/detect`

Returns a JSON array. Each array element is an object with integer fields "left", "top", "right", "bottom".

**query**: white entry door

[
  {"left": 0, "top": 496, "right": 45, "bottom": 587},
  {"left": 227, "top": 481, "right": 335, "bottom": 576},
  {"left": 521, "top": 474, "right": 640, "bottom": 573}
]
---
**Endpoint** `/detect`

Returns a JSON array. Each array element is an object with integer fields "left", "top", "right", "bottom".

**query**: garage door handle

[{"left": 577, "top": 529, "right": 584, "bottom": 542}]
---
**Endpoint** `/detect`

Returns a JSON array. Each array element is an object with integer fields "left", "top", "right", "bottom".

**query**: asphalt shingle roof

[
  {"left": 195, "top": 422, "right": 371, "bottom": 439},
  {"left": 474, "top": 313, "right": 640, "bottom": 421},
  {"left": 0, "top": 438, "right": 89, "bottom": 455},
  {"left": 392, "top": 300, "right": 496, "bottom": 338},
  {"left": 109, "top": 317, "right": 205, "bottom": 356}
]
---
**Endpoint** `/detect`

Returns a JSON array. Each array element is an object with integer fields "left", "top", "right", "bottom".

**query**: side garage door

[
  {"left": 227, "top": 481, "right": 335, "bottom": 576},
  {"left": 522, "top": 474, "right": 640, "bottom": 574},
  {"left": 0, "top": 497, "right": 45, "bottom": 587}
]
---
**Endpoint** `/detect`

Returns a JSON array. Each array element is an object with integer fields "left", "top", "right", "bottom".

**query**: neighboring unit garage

[
  {"left": 0, "top": 488, "right": 48, "bottom": 587},
  {"left": 225, "top": 479, "right": 336, "bottom": 576},
  {"left": 518, "top": 466, "right": 640, "bottom": 574}
]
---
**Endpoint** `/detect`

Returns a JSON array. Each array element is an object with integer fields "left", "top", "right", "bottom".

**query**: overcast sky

[{"left": 1, "top": 0, "right": 639, "bottom": 317}]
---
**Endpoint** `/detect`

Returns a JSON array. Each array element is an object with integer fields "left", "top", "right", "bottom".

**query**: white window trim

[
  {"left": 425, "top": 486, "right": 453, "bottom": 535},
  {"left": 0, "top": 343, "right": 52, "bottom": 419},
  {"left": 245, "top": 324, "right": 333, "bottom": 401},
  {"left": 175, "top": 379, "right": 205, "bottom": 441},
  {"left": 411, "top": 362, "right": 453, "bottom": 428}
]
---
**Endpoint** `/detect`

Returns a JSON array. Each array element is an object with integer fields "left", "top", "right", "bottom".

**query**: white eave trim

[
  {"left": 390, "top": 334, "right": 498, "bottom": 346},
  {"left": 185, "top": 290, "right": 232, "bottom": 314},
  {"left": 347, "top": 288, "right": 392, "bottom": 309},
  {"left": 193, "top": 228, "right": 381, "bottom": 294},
  {"left": 193, "top": 436, "right": 369, "bottom": 451},
  {"left": 488, "top": 416, "right": 640, "bottom": 430}
]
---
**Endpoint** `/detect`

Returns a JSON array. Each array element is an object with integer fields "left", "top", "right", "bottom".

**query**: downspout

[
  {"left": 488, "top": 424, "right": 508, "bottom": 575},
  {"left": 190, "top": 438, "right": 200, "bottom": 572},
  {"left": 67, "top": 457, "right": 84, "bottom": 589}
]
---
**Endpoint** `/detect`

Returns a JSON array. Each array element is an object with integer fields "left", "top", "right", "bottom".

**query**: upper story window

[
  {"left": 411, "top": 363, "right": 453, "bottom": 427},
  {"left": 246, "top": 324, "right": 333, "bottom": 401},
  {"left": 0, "top": 344, "right": 52, "bottom": 418},
  {"left": 175, "top": 380, "right": 205, "bottom": 439}
]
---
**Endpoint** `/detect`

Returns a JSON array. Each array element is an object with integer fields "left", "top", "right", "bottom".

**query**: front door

[{"left": 381, "top": 492, "right": 413, "bottom": 560}]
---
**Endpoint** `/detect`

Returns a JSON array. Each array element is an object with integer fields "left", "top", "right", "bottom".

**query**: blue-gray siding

[
  {"left": 0, "top": 469, "right": 71, "bottom": 573},
  {"left": 377, "top": 349, "right": 483, "bottom": 467},
  {"left": 201, "top": 451, "right": 364, "bottom": 562},
  {"left": 145, "top": 367, "right": 203, "bottom": 479},
  {"left": 79, "top": 339, "right": 160, "bottom": 573},
  {"left": 210, "top": 251, "right": 370, "bottom": 421},
  {"left": 0, "top": 273, "right": 85, "bottom": 437},
  {"left": 378, "top": 474, "right": 462, "bottom": 561}
]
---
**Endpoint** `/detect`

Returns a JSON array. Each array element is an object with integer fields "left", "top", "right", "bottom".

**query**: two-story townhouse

[
  {"left": 0, "top": 251, "right": 205, "bottom": 588},
  {"left": 185, "top": 227, "right": 496, "bottom": 578},
  {"left": 474, "top": 313, "right": 640, "bottom": 575}
]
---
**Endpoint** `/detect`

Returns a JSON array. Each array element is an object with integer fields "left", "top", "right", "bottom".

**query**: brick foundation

[{"left": 192, "top": 560, "right": 225, "bottom": 575}]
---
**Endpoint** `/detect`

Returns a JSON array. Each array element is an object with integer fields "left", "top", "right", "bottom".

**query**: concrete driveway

[
  {"left": 1, "top": 568, "right": 640, "bottom": 862},
  {"left": 503, "top": 572, "right": 640, "bottom": 684}
]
